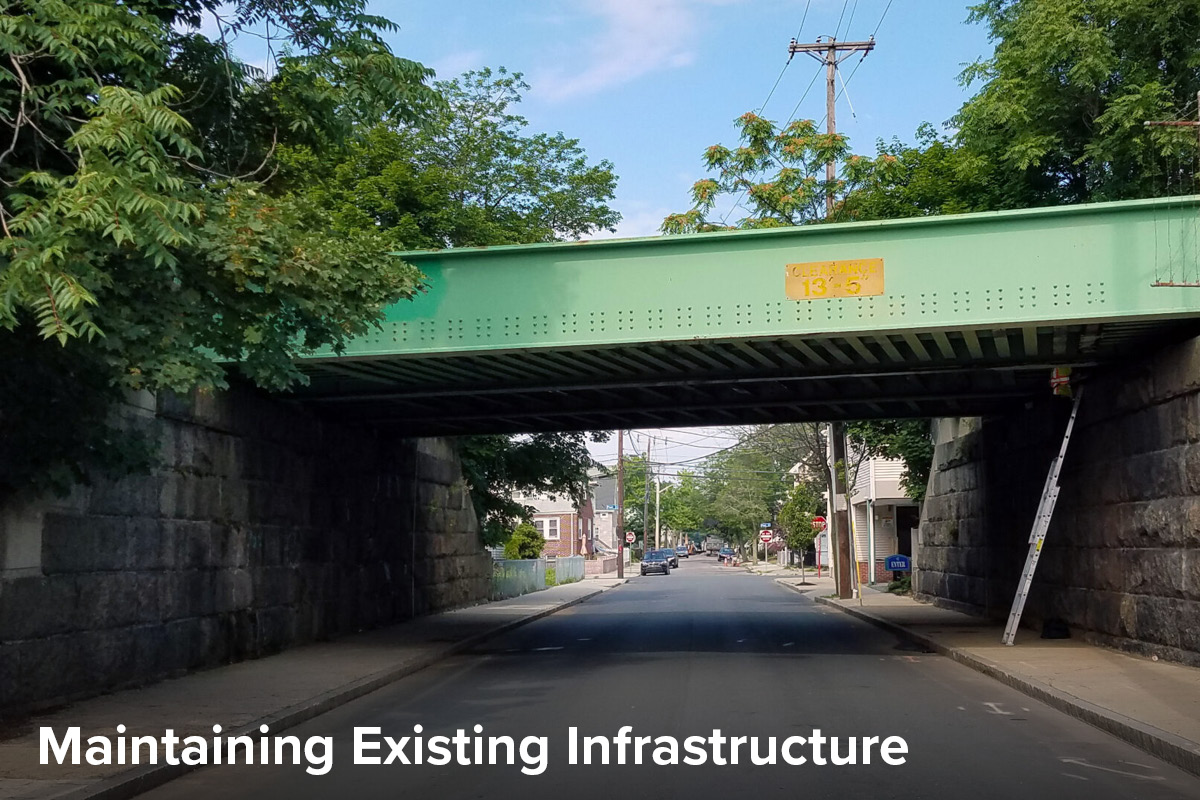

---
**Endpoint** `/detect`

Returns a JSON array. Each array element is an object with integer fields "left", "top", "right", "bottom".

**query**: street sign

[
  {"left": 811, "top": 515, "right": 827, "bottom": 532},
  {"left": 759, "top": 522, "right": 773, "bottom": 528},
  {"left": 605, "top": 504, "right": 618, "bottom": 510},
  {"left": 759, "top": 530, "right": 773, "bottom": 544},
  {"left": 625, "top": 531, "right": 635, "bottom": 544},
  {"left": 885, "top": 554, "right": 911, "bottom": 572}
]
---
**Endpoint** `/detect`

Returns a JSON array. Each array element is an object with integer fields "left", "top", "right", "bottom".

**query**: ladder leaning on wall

[{"left": 1002, "top": 387, "right": 1085, "bottom": 646}]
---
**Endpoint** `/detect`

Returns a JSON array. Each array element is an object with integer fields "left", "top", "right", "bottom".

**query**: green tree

[
  {"left": 778, "top": 481, "right": 821, "bottom": 583},
  {"left": 700, "top": 441, "right": 789, "bottom": 553},
  {"left": 618, "top": 454, "right": 651, "bottom": 541},
  {"left": 458, "top": 433, "right": 604, "bottom": 547},
  {"left": 841, "top": 124, "right": 996, "bottom": 220},
  {"left": 955, "top": 0, "right": 1200, "bottom": 206},
  {"left": 298, "top": 68, "right": 620, "bottom": 248},
  {"left": 662, "top": 112, "right": 880, "bottom": 233},
  {"left": 1, "top": 0, "right": 440, "bottom": 494},
  {"left": 503, "top": 522, "right": 545, "bottom": 560},
  {"left": 660, "top": 470, "right": 707, "bottom": 534},
  {"left": 847, "top": 419, "right": 935, "bottom": 502}
]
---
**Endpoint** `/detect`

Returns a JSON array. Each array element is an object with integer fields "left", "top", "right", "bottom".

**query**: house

[
  {"left": 516, "top": 485, "right": 596, "bottom": 558},
  {"left": 590, "top": 474, "right": 620, "bottom": 554},
  {"left": 817, "top": 456, "right": 919, "bottom": 585}
]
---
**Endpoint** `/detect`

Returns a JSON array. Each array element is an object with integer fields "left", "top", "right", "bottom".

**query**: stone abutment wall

[
  {"left": 917, "top": 334, "right": 1200, "bottom": 665},
  {"left": 0, "top": 386, "right": 491, "bottom": 715}
]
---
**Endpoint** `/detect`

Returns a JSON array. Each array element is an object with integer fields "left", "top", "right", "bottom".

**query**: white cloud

[{"left": 535, "top": 0, "right": 737, "bottom": 102}]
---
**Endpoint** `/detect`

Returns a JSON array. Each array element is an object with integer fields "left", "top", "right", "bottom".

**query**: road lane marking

[
  {"left": 983, "top": 702, "right": 1012, "bottom": 715},
  {"left": 534, "top": 646, "right": 564, "bottom": 651},
  {"left": 1058, "top": 758, "right": 1165, "bottom": 781}
]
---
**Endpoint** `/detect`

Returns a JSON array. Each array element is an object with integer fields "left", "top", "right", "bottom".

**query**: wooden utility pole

[
  {"left": 616, "top": 430, "right": 624, "bottom": 579},
  {"left": 642, "top": 435, "right": 651, "bottom": 554},
  {"left": 829, "top": 421, "right": 854, "bottom": 599},
  {"left": 789, "top": 36, "right": 875, "bottom": 216}
]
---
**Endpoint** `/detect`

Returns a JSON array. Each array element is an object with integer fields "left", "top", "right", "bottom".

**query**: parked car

[
  {"left": 675, "top": 545, "right": 689, "bottom": 559},
  {"left": 717, "top": 547, "right": 735, "bottom": 564},
  {"left": 641, "top": 550, "right": 671, "bottom": 576},
  {"left": 660, "top": 548, "right": 680, "bottom": 568}
]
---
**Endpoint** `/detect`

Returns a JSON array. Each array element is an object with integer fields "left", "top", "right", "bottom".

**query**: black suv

[{"left": 641, "top": 550, "right": 671, "bottom": 576}]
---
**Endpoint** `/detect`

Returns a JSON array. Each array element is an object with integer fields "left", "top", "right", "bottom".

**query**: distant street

[{"left": 142, "top": 558, "right": 1200, "bottom": 800}]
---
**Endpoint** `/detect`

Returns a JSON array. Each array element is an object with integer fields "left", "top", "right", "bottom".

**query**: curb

[
  {"left": 810, "top": 594, "right": 1200, "bottom": 779},
  {"left": 63, "top": 584, "right": 618, "bottom": 800}
]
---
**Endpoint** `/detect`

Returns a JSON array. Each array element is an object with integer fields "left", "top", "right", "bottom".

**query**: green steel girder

[{"left": 289, "top": 198, "right": 1200, "bottom": 434}]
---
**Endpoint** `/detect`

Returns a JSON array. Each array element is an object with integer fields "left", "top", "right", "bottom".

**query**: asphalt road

[{"left": 142, "top": 557, "right": 1200, "bottom": 800}]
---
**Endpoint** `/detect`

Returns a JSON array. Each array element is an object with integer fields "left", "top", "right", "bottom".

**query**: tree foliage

[
  {"left": 503, "top": 522, "right": 545, "bottom": 560},
  {"left": 458, "top": 433, "right": 605, "bottom": 547},
  {"left": 699, "top": 442, "right": 790, "bottom": 549},
  {"left": 292, "top": 68, "right": 620, "bottom": 249},
  {"left": 847, "top": 419, "right": 934, "bottom": 502},
  {"left": 1, "top": 0, "right": 440, "bottom": 494},
  {"left": 662, "top": 112, "right": 881, "bottom": 233},
  {"left": 778, "top": 481, "right": 821, "bottom": 554},
  {"left": 659, "top": 470, "right": 706, "bottom": 534},
  {"left": 955, "top": 0, "right": 1200, "bottom": 206}
]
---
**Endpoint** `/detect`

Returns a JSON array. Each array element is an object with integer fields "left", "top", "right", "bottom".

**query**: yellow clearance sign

[{"left": 785, "top": 258, "right": 884, "bottom": 300}]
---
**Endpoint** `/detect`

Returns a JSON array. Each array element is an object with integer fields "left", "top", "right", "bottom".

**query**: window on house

[{"left": 536, "top": 518, "right": 559, "bottom": 540}]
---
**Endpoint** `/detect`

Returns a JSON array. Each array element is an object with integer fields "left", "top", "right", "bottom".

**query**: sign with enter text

[{"left": 785, "top": 258, "right": 884, "bottom": 300}]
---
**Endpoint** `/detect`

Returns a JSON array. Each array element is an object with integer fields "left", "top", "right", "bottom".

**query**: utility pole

[
  {"left": 829, "top": 421, "right": 854, "bottom": 599},
  {"left": 616, "top": 430, "right": 625, "bottom": 579},
  {"left": 789, "top": 35, "right": 875, "bottom": 217},
  {"left": 654, "top": 474, "right": 662, "bottom": 550},
  {"left": 642, "top": 435, "right": 651, "bottom": 554}
]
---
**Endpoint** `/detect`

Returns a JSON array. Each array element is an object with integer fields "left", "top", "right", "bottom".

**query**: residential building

[
  {"left": 590, "top": 474, "right": 621, "bottom": 554},
  {"left": 824, "top": 456, "right": 920, "bottom": 585},
  {"left": 516, "top": 487, "right": 596, "bottom": 558}
]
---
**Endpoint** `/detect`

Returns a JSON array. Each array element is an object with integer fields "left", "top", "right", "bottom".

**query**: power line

[
  {"left": 871, "top": 0, "right": 894, "bottom": 38},
  {"left": 832, "top": 0, "right": 851, "bottom": 39}
]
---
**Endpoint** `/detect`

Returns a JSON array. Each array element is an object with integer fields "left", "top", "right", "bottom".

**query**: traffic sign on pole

[
  {"left": 759, "top": 530, "right": 773, "bottom": 544},
  {"left": 625, "top": 531, "right": 635, "bottom": 544},
  {"left": 811, "top": 515, "right": 828, "bottom": 532}
]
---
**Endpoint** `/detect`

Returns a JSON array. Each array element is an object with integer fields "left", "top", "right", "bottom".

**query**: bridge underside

[
  {"left": 285, "top": 198, "right": 1200, "bottom": 434},
  {"left": 293, "top": 318, "right": 1198, "bottom": 435}
]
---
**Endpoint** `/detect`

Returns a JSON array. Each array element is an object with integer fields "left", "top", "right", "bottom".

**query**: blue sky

[{"left": 377, "top": 0, "right": 994, "bottom": 239}]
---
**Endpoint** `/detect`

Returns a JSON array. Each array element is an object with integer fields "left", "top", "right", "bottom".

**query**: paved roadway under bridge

[{"left": 140, "top": 560, "right": 1200, "bottom": 800}]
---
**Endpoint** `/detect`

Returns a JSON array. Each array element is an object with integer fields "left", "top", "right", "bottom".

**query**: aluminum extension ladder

[{"left": 1002, "top": 388, "right": 1084, "bottom": 646}]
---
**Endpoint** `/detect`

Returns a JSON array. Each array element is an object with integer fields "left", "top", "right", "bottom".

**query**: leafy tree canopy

[
  {"left": 291, "top": 68, "right": 620, "bottom": 249},
  {"left": 459, "top": 433, "right": 605, "bottom": 548},
  {"left": 662, "top": 112, "right": 883, "bottom": 233},
  {"left": 956, "top": 0, "right": 1200, "bottom": 205},
  {"left": 503, "top": 521, "right": 545, "bottom": 560},
  {"left": 1, "top": 0, "right": 441, "bottom": 494},
  {"left": 778, "top": 481, "right": 822, "bottom": 554}
]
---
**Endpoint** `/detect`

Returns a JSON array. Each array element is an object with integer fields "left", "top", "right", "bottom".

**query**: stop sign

[
  {"left": 625, "top": 531, "right": 635, "bottom": 544},
  {"left": 811, "top": 515, "right": 828, "bottom": 532},
  {"left": 759, "top": 530, "right": 773, "bottom": 544}
]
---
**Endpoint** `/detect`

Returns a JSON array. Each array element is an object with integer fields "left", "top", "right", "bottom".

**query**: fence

[
  {"left": 553, "top": 555, "right": 585, "bottom": 585},
  {"left": 491, "top": 559, "right": 546, "bottom": 600}
]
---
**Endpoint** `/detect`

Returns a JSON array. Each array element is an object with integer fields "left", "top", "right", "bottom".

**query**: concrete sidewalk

[
  {"left": 781, "top": 583, "right": 1200, "bottom": 778},
  {"left": 0, "top": 579, "right": 624, "bottom": 800}
]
